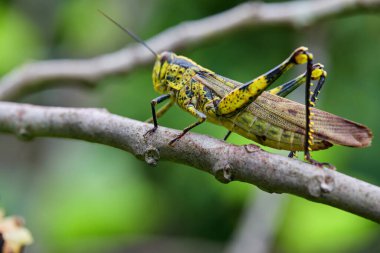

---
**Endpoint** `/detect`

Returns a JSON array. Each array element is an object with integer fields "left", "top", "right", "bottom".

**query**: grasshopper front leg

[
  {"left": 145, "top": 99, "right": 175, "bottom": 124},
  {"left": 168, "top": 104, "right": 206, "bottom": 145},
  {"left": 144, "top": 93, "right": 172, "bottom": 136}
]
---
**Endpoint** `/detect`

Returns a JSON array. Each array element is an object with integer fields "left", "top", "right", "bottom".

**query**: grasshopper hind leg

[
  {"left": 269, "top": 63, "right": 328, "bottom": 162},
  {"left": 215, "top": 47, "right": 312, "bottom": 117},
  {"left": 269, "top": 60, "right": 333, "bottom": 169},
  {"left": 303, "top": 56, "right": 335, "bottom": 169},
  {"left": 305, "top": 154, "right": 336, "bottom": 169}
]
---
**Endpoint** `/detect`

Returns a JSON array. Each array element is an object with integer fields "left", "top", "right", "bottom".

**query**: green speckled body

[
  {"left": 98, "top": 11, "right": 371, "bottom": 158},
  {"left": 152, "top": 51, "right": 372, "bottom": 151}
]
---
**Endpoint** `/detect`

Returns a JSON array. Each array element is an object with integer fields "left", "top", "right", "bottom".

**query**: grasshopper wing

[
  {"left": 255, "top": 92, "right": 372, "bottom": 147},
  {"left": 194, "top": 71, "right": 238, "bottom": 96},
  {"left": 195, "top": 72, "right": 372, "bottom": 148}
]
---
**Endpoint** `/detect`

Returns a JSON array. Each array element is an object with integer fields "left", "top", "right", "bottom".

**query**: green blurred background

[{"left": 0, "top": 0, "right": 380, "bottom": 252}]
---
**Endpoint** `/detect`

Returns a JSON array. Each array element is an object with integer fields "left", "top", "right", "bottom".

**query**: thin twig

[
  {"left": 0, "top": 102, "right": 379, "bottom": 223},
  {"left": 0, "top": 0, "right": 379, "bottom": 101}
]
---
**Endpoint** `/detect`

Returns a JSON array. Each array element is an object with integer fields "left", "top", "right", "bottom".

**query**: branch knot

[
  {"left": 144, "top": 146, "right": 160, "bottom": 167},
  {"left": 214, "top": 162, "right": 233, "bottom": 184},
  {"left": 307, "top": 169, "right": 335, "bottom": 197}
]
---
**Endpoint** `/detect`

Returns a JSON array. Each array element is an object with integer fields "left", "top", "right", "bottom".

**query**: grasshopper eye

[
  {"left": 160, "top": 54, "right": 167, "bottom": 64},
  {"left": 160, "top": 52, "right": 172, "bottom": 65},
  {"left": 152, "top": 54, "right": 169, "bottom": 94}
]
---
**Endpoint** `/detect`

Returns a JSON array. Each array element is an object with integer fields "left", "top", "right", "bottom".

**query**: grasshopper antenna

[{"left": 98, "top": 9, "right": 158, "bottom": 57}]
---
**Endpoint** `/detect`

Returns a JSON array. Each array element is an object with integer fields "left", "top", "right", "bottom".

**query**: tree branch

[
  {"left": 0, "top": 102, "right": 379, "bottom": 223},
  {"left": 0, "top": 0, "right": 379, "bottom": 101}
]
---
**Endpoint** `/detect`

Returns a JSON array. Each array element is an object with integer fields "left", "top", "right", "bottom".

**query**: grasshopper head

[{"left": 152, "top": 51, "right": 175, "bottom": 93}]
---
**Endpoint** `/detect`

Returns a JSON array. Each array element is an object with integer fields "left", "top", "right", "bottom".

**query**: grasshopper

[{"left": 100, "top": 11, "right": 372, "bottom": 167}]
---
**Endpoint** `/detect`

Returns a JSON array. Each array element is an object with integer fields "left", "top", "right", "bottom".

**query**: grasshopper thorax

[{"left": 153, "top": 51, "right": 199, "bottom": 94}]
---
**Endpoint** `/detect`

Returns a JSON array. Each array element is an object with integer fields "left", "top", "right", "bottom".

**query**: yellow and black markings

[{"left": 100, "top": 11, "right": 372, "bottom": 168}]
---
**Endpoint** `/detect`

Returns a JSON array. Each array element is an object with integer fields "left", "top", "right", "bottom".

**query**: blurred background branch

[
  {"left": 1, "top": 0, "right": 379, "bottom": 101},
  {"left": 225, "top": 191, "right": 286, "bottom": 253}
]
